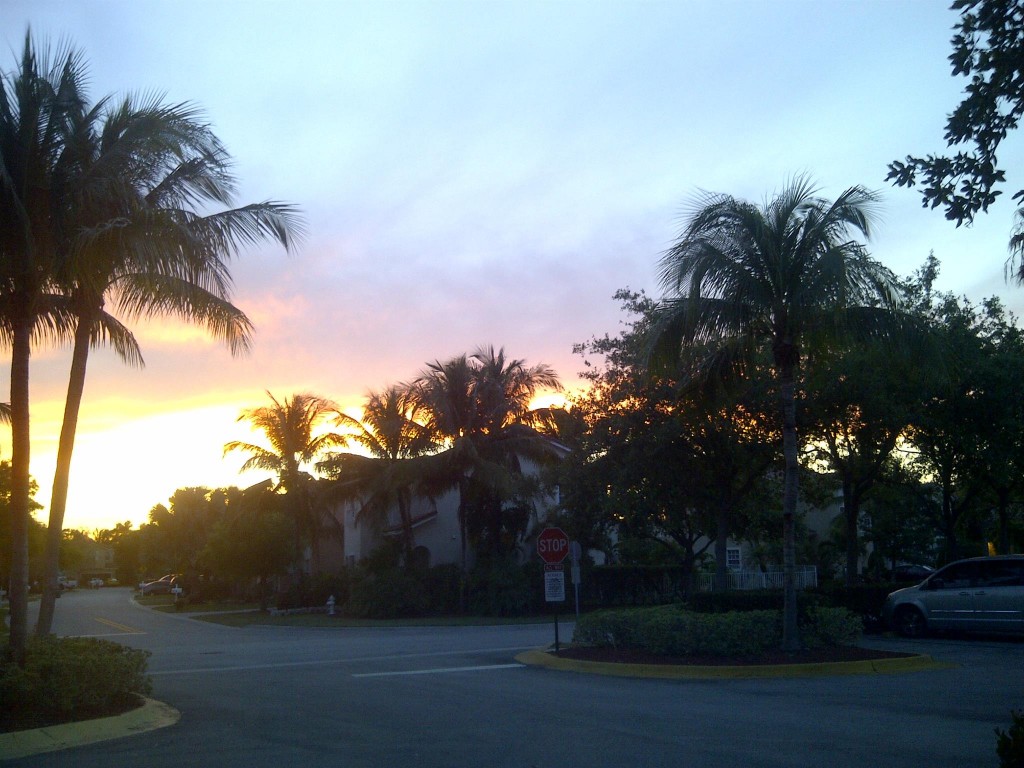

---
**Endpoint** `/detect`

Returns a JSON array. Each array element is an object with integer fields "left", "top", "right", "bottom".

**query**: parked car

[
  {"left": 883, "top": 556, "right": 1024, "bottom": 638},
  {"left": 139, "top": 574, "right": 180, "bottom": 595},
  {"left": 89, "top": 578, "right": 105, "bottom": 588},
  {"left": 889, "top": 564, "right": 934, "bottom": 583},
  {"left": 58, "top": 576, "right": 77, "bottom": 590}
]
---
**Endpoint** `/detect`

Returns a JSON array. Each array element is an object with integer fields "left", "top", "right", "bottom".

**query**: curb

[
  {"left": 514, "top": 649, "right": 956, "bottom": 680},
  {"left": 0, "top": 697, "right": 180, "bottom": 761}
]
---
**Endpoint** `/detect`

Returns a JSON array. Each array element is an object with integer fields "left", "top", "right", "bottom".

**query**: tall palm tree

[
  {"left": 650, "top": 177, "right": 899, "bottom": 651},
  {"left": 409, "top": 355, "right": 478, "bottom": 574},
  {"left": 0, "top": 35, "right": 83, "bottom": 662},
  {"left": 410, "top": 347, "right": 562, "bottom": 571},
  {"left": 224, "top": 392, "right": 346, "bottom": 573},
  {"left": 327, "top": 385, "right": 436, "bottom": 562},
  {"left": 35, "top": 90, "right": 302, "bottom": 636}
]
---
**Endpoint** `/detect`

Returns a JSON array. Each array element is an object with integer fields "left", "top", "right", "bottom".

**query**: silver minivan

[{"left": 883, "top": 555, "right": 1024, "bottom": 638}]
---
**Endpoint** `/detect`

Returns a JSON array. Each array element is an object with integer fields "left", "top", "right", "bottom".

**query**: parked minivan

[{"left": 883, "top": 555, "right": 1024, "bottom": 638}]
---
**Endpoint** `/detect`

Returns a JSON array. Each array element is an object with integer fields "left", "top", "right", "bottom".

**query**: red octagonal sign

[{"left": 537, "top": 527, "right": 570, "bottom": 564}]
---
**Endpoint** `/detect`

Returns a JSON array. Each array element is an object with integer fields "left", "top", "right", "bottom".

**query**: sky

[{"left": 4, "top": 0, "right": 1024, "bottom": 533}]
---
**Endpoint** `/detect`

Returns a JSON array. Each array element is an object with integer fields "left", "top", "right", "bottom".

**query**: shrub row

[
  {"left": 572, "top": 604, "right": 862, "bottom": 658},
  {"left": 0, "top": 637, "right": 152, "bottom": 731},
  {"left": 273, "top": 561, "right": 545, "bottom": 619}
]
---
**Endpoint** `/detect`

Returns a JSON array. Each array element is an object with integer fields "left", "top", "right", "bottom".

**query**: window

[{"left": 726, "top": 548, "right": 742, "bottom": 571}]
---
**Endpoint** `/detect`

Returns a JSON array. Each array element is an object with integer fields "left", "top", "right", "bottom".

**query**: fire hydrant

[{"left": 326, "top": 595, "right": 336, "bottom": 616}]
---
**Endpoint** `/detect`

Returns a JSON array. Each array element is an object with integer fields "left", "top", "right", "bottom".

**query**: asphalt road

[{"left": 8, "top": 587, "right": 1023, "bottom": 768}]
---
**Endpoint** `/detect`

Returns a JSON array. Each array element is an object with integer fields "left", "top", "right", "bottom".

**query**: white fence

[{"left": 695, "top": 566, "right": 818, "bottom": 592}]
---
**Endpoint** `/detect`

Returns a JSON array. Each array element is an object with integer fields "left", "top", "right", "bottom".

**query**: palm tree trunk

[
  {"left": 37, "top": 318, "right": 92, "bottom": 636},
  {"left": 7, "top": 321, "right": 33, "bottom": 665},
  {"left": 779, "top": 359, "right": 800, "bottom": 652}
]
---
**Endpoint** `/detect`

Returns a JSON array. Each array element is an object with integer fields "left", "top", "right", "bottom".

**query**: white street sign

[{"left": 544, "top": 570, "right": 566, "bottom": 603}]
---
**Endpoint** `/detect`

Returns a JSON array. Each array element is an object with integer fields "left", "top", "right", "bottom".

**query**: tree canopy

[{"left": 888, "top": 0, "right": 1024, "bottom": 280}]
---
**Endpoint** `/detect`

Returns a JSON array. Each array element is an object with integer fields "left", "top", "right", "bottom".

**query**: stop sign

[{"left": 537, "top": 527, "right": 570, "bottom": 564}]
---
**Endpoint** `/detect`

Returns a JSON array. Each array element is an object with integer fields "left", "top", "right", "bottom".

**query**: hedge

[
  {"left": 1, "top": 637, "right": 152, "bottom": 731},
  {"left": 572, "top": 604, "right": 862, "bottom": 658}
]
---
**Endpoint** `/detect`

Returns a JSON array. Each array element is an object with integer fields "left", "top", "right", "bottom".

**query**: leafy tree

[
  {"left": 57, "top": 528, "right": 94, "bottom": 578},
  {"left": 93, "top": 522, "right": 141, "bottom": 585},
  {"left": 649, "top": 177, "right": 901, "bottom": 650},
  {"left": 0, "top": 461, "right": 43, "bottom": 593},
  {"left": 968, "top": 298, "right": 1024, "bottom": 554},
  {"left": 861, "top": 460, "right": 943, "bottom": 575},
  {"left": 139, "top": 487, "right": 227, "bottom": 576},
  {"left": 565, "top": 290, "right": 777, "bottom": 592},
  {"left": 887, "top": 0, "right": 1024, "bottom": 280},
  {"left": 905, "top": 291, "right": 996, "bottom": 561},
  {"left": 225, "top": 393, "right": 345, "bottom": 573},
  {"left": 202, "top": 485, "right": 293, "bottom": 610},
  {"left": 803, "top": 334, "right": 926, "bottom": 585}
]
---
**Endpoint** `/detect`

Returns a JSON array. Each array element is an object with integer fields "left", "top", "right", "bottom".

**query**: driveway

[{"left": 7, "top": 588, "right": 1023, "bottom": 767}]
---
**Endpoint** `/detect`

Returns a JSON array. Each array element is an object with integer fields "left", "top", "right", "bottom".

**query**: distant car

[
  {"left": 58, "top": 577, "right": 77, "bottom": 590},
  {"left": 89, "top": 578, "right": 105, "bottom": 588},
  {"left": 889, "top": 564, "right": 934, "bottom": 583},
  {"left": 139, "top": 574, "right": 180, "bottom": 595},
  {"left": 883, "top": 556, "right": 1024, "bottom": 638}
]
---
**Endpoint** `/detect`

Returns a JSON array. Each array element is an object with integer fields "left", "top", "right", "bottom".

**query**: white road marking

[
  {"left": 353, "top": 663, "right": 524, "bottom": 678},
  {"left": 149, "top": 645, "right": 537, "bottom": 676}
]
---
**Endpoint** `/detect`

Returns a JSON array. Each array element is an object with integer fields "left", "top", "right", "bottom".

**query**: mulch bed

[{"left": 554, "top": 645, "right": 916, "bottom": 667}]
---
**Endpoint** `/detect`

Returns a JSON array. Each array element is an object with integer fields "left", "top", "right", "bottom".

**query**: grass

[
  {"left": 194, "top": 611, "right": 554, "bottom": 628},
  {"left": 131, "top": 593, "right": 554, "bottom": 627},
  {"left": 146, "top": 598, "right": 260, "bottom": 614}
]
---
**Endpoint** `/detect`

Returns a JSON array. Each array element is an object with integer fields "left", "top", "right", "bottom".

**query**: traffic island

[
  {"left": 0, "top": 697, "right": 180, "bottom": 760},
  {"left": 514, "top": 648, "right": 954, "bottom": 679}
]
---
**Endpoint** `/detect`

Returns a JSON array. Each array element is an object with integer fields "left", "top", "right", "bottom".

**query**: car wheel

[{"left": 895, "top": 606, "right": 927, "bottom": 638}]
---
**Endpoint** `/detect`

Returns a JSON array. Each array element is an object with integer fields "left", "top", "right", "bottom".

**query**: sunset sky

[{"left": 4, "top": 1, "right": 1024, "bottom": 533}]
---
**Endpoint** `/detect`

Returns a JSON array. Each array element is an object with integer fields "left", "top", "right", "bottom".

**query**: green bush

[
  {"left": 275, "top": 571, "right": 350, "bottom": 610},
  {"left": 574, "top": 606, "right": 659, "bottom": 649},
  {"left": 420, "top": 564, "right": 462, "bottom": 615},
  {"left": 572, "top": 604, "right": 862, "bottom": 659},
  {"left": 996, "top": 709, "right": 1024, "bottom": 768},
  {"left": 685, "top": 590, "right": 830, "bottom": 614},
  {"left": 467, "top": 561, "right": 536, "bottom": 616},
  {"left": 0, "top": 637, "right": 151, "bottom": 731},
  {"left": 346, "top": 567, "right": 430, "bottom": 618},
  {"left": 800, "top": 607, "right": 864, "bottom": 649}
]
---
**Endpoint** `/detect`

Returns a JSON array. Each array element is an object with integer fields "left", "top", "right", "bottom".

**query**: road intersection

[{"left": 4, "top": 587, "right": 1022, "bottom": 767}]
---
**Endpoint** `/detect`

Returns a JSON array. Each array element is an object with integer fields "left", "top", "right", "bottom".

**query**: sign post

[{"left": 537, "top": 527, "right": 570, "bottom": 651}]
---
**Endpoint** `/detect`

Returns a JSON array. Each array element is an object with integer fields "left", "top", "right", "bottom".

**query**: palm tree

[
  {"left": 327, "top": 385, "right": 436, "bottom": 563},
  {"left": 410, "top": 347, "right": 562, "bottom": 572},
  {"left": 224, "top": 392, "right": 346, "bottom": 573},
  {"left": 35, "top": 91, "right": 302, "bottom": 635},
  {"left": 0, "top": 35, "right": 83, "bottom": 662},
  {"left": 650, "top": 177, "right": 899, "bottom": 651}
]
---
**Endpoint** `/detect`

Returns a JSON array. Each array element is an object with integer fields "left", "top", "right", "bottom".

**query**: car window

[
  {"left": 980, "top": 561, "right": 1024, "bottom": 588},
  {"left": 933, "top": 562, "right": 984, "bottom": 589}
]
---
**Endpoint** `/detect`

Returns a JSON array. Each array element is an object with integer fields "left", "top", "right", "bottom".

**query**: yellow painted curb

[
  {"left": 0, "top": 697, "right": 180, "bottom": 761},
  {"left": 514, "top": 649, "right": 956, "bottom": 680}
]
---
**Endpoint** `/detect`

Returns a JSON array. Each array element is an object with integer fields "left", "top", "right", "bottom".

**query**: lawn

[{"left": 194, "top": 611, "right": 554, "bottom": 628}]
